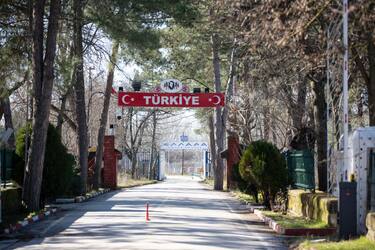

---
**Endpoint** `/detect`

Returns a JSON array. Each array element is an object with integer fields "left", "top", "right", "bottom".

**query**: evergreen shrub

[
  {"left": 239, "top": 140, "right": 289, "bottom": 209},
  {"left": 12, "top": 124, "right": 77, "bottom": 200}
]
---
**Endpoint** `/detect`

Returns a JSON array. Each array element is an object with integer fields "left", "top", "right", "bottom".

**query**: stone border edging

[
  {"left": 254, "top": 209, "right": 336, "bottom": 236},
  {"left": 3, "top": 208, "right": 58, "bottom": 234},
  {"left": 55, "top": 188, "right": 111, "bottom": 204},
  {"left": 2, "top": 184, "right": 152, "bottom": 235}
]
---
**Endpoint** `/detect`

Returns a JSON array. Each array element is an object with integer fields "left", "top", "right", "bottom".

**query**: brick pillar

[
  {"left": 227, "top": 134, "right": 240, "bottom": 189},
  {"left": 103, "top": 135, "right": 117, "bottom": 189}
]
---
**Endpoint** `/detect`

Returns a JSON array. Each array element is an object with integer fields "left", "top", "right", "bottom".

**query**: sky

[{"left": 158, "top": 109, "right": 208, "bottom": 144}]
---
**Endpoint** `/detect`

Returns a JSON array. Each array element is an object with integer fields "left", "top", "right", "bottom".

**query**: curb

[
  {"left": 3, "top": 189, "right": 112, "bottom": 235},
  {"left": 254, "top": 209, "right": 337, "bottom": 236},
  {"left": 55, "top": 188, "right": 111, "bottom": 204},
  {"left": 3, "top": 208, "right": 58, "bottom": 234}
]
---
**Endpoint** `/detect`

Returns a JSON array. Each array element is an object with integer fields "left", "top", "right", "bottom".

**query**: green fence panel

[
  {"left": 286, "top": 150, "right": 315, "bottom": 190},
  {"left": 0, "top": 148, "right": 13, "bottom": 182}
]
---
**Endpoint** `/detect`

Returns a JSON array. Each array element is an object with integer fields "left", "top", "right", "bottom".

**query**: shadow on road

[{"left": 8, "top": 177, "right": 286, "bottom": 250}]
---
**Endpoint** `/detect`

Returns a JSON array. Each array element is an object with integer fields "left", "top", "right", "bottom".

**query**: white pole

[
  {"left": 343, "top": 0, "right": 349, "bottom": 178},
  {"left": 326, "top": 26, "right": 330, "bottom": 191}
]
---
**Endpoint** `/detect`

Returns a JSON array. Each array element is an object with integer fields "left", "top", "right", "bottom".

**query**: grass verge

[
  {"left": 201, "top": 178, "right": 214, "bottom": 187},
  {"left": 262, "top": 211, "right": 329, "bottom": 229},
  {"left": 200, "top": 178, "right": 228, "bottom": 191},
  {"left": 232, "top": 189, "right": 257, "bottom": 204},
  {"left": 298, "top": 236, "right": 375, "bottom": 250},
  {"left": 117, "top": 178, "right": 157, "bottom": 189}
]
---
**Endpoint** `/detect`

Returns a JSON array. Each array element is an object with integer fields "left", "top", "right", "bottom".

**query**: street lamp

[{"left": 131, "top": 80, "right": 142, "bottom": 91}]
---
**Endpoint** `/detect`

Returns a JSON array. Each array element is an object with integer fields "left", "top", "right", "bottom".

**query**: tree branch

[{"left": 50, "top": 104, "right": 77, "bottom": 131}]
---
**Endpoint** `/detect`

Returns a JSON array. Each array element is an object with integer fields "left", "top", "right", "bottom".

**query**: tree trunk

[
  {"left": 73, "top": 0, "right": 88, "bottom": 194},
  {"left": 56, "top": 93, "right": 67, "bottom": 135},
  {"left": 22, "top": 0, "right": 61, "bottom": 211},
  {"left": 208, "top": 114, "right": 216, "bottom": 179},
  {"left": 56, "top": 85, "right": 73, "bottom": 135},
  {"left": 0, "top": 108, "right": 3, "bottom": 121},
  {"left": 262, "top": 83, "right": 270, "bottom": 142},
  {"left": 311, "top": 75, "right": 327, "bottom": 192},
  {"left": 1, "top": 97, "right": 15, "bottom": 149},
  {"left": 148, "top": 112, "right": 157, "bottom": 179},
  {"left": 222, "top": 38, "right": 237, "bottom": 132},
  {"left": 131, "top": 150, "right": 137, "bottom": 179},
  {"left": 93, "top": 41, "right": 119, "bottom": 189},
  {"left": 293, "top": 80, "right": 307, "bottom": 131},
  {"left": 211, "top": 33, "right": 224, "bottom": 191},
  {"left": 368, "top": 34, "right": 375, "bottom": 125}
]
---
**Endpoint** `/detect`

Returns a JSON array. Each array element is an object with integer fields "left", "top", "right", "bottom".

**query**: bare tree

[{"left": 211, "top": 33, "right": 224, "bottom": 191}]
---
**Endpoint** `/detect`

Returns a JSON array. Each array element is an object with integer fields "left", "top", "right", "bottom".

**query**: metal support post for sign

[{"left": 342, "top": 0, "right": 349, "bottom": 173}]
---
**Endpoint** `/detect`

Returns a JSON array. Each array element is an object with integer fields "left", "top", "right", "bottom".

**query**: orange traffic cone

[{"left": 146, "top": 202, "right": 150, "bottom": 221}]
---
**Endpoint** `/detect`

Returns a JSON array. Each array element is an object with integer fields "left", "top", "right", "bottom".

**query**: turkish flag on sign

[{"left": 118, "top": 92, "right": 225, "bottom": 108}]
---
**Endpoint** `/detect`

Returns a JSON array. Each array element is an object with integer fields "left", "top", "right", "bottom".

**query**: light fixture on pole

[{"left": 131, "top": 80, "right": 142, "bottom": 92}]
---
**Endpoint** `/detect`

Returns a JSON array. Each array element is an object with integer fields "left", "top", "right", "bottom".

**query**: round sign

[{"left": 160, "top": 79, "right": 183, "bottom": 93}]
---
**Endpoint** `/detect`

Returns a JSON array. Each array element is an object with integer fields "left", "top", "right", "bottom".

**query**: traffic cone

[{"left": 146, "top": 202, "right": 150, "bottom": 221}]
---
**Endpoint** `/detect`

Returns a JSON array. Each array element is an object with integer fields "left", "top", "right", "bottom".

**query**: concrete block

[
  {"left": 366, "top": 212, "right": 375, "bottom": 241},
  {"left": 288, "top": 189, "right": 338, "bottom": 227}
]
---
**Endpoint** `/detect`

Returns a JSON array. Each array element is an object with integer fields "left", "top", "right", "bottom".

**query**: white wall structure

[
  {"left": 160, "top": 141, "right": 209, "bottom": 151},
  {"left": 334, "top": 127, "right": 375, "bottom": 234}
]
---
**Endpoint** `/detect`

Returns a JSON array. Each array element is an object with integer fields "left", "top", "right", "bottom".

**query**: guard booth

[{"left": 332, "top": 127, "right": 375, "bottom": 234}]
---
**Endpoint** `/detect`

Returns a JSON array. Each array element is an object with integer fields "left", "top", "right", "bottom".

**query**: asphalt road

[{"left": 5, "top": 176, "right": 286, "bottom": 250}]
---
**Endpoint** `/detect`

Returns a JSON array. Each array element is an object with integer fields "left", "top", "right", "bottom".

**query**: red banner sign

[{"left": 118, "top": 92, "right": 225, "bottom": 108}]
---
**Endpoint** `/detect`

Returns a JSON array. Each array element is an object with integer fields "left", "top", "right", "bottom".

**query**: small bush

[
  {"left": 12, "top": 124, "right": 77, "bottom": 201},
  {"left": 239, "top": 140, "right": 288, "bottom": 209},
  {"left": 232, "top": 163, "right": 259, "bottom": 203},
  {"left": 1, "top": 187, "right": 22, "bottom": 214}
]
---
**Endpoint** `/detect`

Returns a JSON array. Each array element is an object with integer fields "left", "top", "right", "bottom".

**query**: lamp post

[{"left": 131, "top": 80, "right": 142, "bottom": 91}]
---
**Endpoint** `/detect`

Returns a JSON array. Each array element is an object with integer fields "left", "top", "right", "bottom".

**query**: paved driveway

[{"left": 5, "top": 176, "right": 286, "bottom": 250}]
